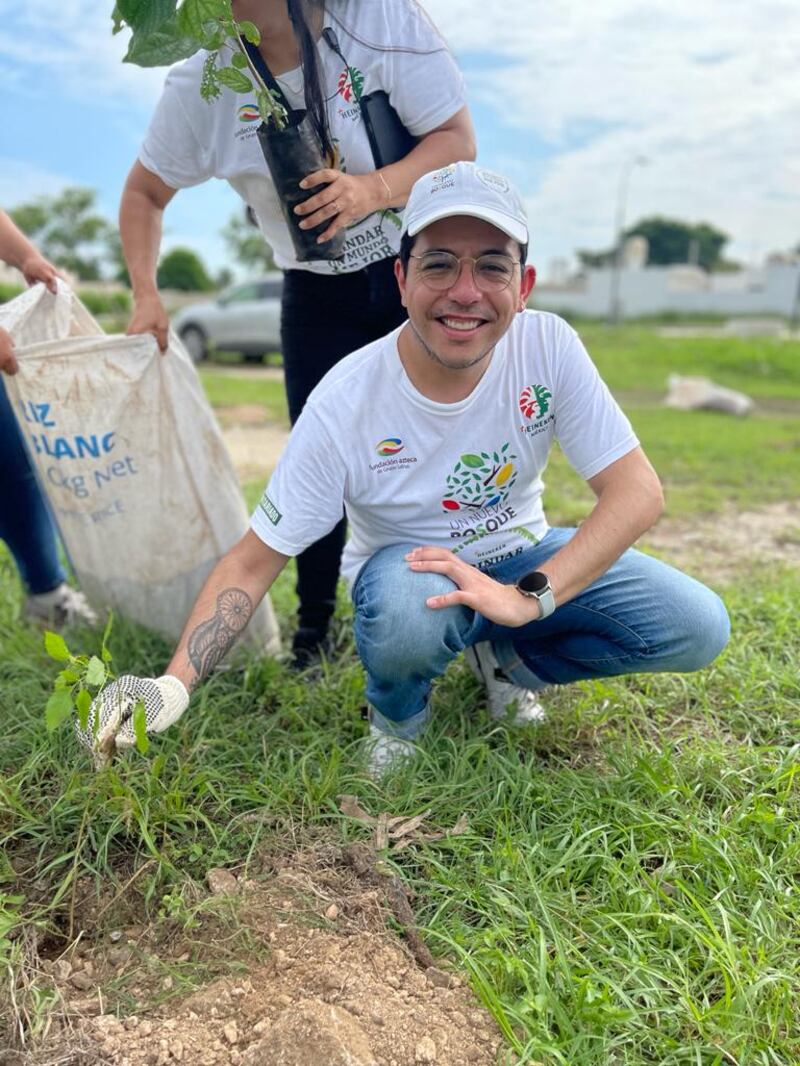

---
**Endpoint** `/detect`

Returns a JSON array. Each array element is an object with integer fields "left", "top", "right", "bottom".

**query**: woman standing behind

[{"left": 120, "top": 0, "right": 475, "bottom": 667}]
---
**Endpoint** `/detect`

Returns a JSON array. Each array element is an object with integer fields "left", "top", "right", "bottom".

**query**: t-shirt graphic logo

[
  {"left": 376, "top": 437, "right": 403, "bottom": 456},
  {"left": 238, "top": 104, "right": 260, "bottom": 123},
  {"left": 442, "top": 444, "right": 517, "bottom": 511},
  {"left": 519, "top": 384, "right": 553, "bottom": 420},
  {"left": 337, "top": 66, "right": 364, "bottom": 102}
]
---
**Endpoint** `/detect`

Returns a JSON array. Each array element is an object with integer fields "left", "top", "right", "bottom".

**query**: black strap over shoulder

[{"left": 241, "top": 39, "right": 293, "bottom": 114}]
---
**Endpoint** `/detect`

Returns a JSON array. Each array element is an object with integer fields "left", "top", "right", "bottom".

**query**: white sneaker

[
  {"left": 464, "top": 642, "right": 546, "bottom": 724},
  {"left": 365, "top": 722, "right": 416, "bottom": 778},
  {"left": 24, "top": 583, "right": 98, "bottom": 628}
]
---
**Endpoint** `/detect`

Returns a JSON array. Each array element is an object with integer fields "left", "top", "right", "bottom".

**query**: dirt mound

[
  {"left": 18, "top": 835, "right": 503, "bottom": 1066},
  {"left": 75, "top": 930, "right": 499, "bottom": 1066}
]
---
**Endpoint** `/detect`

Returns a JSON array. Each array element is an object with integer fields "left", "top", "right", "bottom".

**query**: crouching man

[{"left": 81, "top": 163, "right": 729, "bottom": 776}]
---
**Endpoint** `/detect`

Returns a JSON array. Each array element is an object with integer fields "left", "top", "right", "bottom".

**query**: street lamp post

[{"left": 607, "top": 155, "right": 648, "bottom": 325}]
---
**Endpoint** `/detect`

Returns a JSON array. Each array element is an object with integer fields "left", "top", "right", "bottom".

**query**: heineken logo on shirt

[
  {"left": 337, "top": 66, "right": 364, "bottom": 102},
  {"left": 441, "top": 444, "right": 518, "bottom": 512},
  {"left": 518, "top": 384, "right": 552, "bottom": 420}
]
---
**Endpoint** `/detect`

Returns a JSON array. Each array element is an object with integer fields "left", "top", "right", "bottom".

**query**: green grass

[
  {"left": 198, "top": 369, "right": 290, "bottom": 426},
  {"left": 1, "top": 326, "right": 799, "bottom": 1062},
  {"left": 581, "top": 326, "right": 800, "bottom": 402}
]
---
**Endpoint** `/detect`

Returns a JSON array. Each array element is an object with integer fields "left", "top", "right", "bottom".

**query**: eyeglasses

[{"left": 408, "top": 251, "right": 521, "bottom": 292}]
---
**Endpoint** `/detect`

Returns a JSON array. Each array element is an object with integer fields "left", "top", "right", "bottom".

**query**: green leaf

[
  {"left": 86, "top": 656, "right": 106, "bottom": 687},
  {"left": 101, "top": 612, "right": 114, "bottom": 663},
  {"left": 45, "top": 689, "right": 74, "bottom": 732},
  {"left": 231, "top": 51, "right": 248, "bottom": 68},
  {"left": 44, "top": 630, "right": 71, "bottom": 662},
  {"left": 118, "top": 0, "right": 178, "bottom": 33},
  {"left": 237, "top": 19, "right": 260, "bottom": 44},
  {"left": 460, "top": 454, "right": 483, "bottom": 469},
  {"left": 112, "top": 3, "right": 125, "bottom": 33},
  {"left": 216, "top": 65, "right": 253, "bottom": 93},
  {"left": 177, "top": 0, "right": 224, "bottom": 39},
  {"left": 124, "top": 25, "right": 199, "bottom": 67},
  {"left": 58, "top": 668, "right": 81, "bottom": 685},
  {"left": 75, "top": 689, "right": 92, "bottom": 731},
  {"left": 133, "top": 701, "right": 150, "bottom": 755}
]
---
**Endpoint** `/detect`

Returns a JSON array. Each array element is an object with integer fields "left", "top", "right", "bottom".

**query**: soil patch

[
  {"left": 642, "top": 501, "right": 800, "bottom": 584},
  {"left": 220, "top": 423, "right": 289, "bottom": 483},
  {"left": 16, "top": 834, "right": 503, "bottom": 1066}
]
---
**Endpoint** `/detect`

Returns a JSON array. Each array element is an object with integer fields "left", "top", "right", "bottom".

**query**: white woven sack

[{"left": 1, "top": 283, "right": 280, "bottom": 652}]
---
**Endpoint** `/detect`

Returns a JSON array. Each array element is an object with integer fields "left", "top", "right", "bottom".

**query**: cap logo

[{"left": 476, "top": 168, "right": 510, "bottom": 194}]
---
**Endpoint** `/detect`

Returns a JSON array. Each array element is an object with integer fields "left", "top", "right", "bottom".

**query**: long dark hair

[{"left": 286, "top": 0, "right": 334, "bottom": 162}]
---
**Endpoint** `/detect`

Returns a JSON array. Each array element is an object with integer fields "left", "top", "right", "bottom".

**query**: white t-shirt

[
  {"left": 250, "top": 311, "right": 640, "bottom": 585},
  {"left": 140, "top": 0, "right": 466, "bottom": 274}
]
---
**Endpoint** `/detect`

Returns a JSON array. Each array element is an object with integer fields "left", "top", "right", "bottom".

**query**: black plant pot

[{"left": 257, "top": 112, "right": 345, "bottom": 263}]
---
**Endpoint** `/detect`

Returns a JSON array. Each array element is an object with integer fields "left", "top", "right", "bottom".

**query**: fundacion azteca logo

[
  {"left": 376, "top": 438, "right": 404, "bottom": 457},
  {"left": 238, "top": 104, "right": 260, "bottom": 123}
]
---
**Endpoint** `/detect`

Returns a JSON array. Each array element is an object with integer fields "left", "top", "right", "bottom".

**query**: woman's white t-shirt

[
  {"left": 140, "top": 0, "right": 466, "bottom": 274},
  {"left": 250, "top": 312, "right": 640, "bottom": 585}
]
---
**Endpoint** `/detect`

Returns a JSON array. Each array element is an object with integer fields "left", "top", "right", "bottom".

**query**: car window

[
  {"left": 260, "top": 281, "right": 283, "bottom": 300},
  {"left": 224, "top": 283, "right": 261, "bottom": 304}
]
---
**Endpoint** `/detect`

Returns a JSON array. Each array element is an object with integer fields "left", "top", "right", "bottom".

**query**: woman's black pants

[{"left": 280, "top": 255, "right": 407, "bottom": 643}]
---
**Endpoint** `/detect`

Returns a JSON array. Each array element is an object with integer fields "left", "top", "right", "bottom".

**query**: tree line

[
  {"left": 8, "top": 186, "right": 748, "bottom": 289},
  {"left": 578, "top": 217, "right": 741, "bottom": 273},
  {"left": 6, "top": 187, "right": 277, "bottom": 291}
]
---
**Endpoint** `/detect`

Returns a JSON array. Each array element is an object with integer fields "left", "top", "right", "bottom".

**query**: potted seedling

[{"left": 112, "top": 0, "right": 344, "bottom": 261}]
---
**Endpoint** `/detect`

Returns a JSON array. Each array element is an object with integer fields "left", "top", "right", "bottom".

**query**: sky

[{"left": 1, "top": 1, "right": 798, "bottom": 280}]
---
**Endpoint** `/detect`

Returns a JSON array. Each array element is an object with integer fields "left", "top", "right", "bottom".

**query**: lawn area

[{"left": 1, "top": 326, "right": 799, "bottom": 1063}]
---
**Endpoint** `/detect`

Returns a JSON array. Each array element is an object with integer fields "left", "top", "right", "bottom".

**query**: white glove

[{"left": 75, "top": 675, "right": 189, "bottom": 765}]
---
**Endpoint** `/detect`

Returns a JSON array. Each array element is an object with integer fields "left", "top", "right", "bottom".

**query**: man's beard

[{"left": 409, "top": 321, "right": 495, "bottom": 371}]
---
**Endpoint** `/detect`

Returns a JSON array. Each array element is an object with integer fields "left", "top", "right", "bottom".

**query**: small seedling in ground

[{"left": 43, "top": 614, "right": 149, "bottom": 763}]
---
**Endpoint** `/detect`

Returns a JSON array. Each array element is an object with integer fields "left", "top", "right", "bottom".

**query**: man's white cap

[{"left": 401, "top": 162, "right": 529, "bottom": 245}]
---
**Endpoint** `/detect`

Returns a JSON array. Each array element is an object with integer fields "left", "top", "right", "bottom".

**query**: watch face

[{"left": 518, "top": 570, "right": 549, "bottom": 595}]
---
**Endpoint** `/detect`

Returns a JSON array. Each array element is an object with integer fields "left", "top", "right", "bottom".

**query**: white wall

[{"left": 533, "top": 262, "right": 800, "bottom": 318}]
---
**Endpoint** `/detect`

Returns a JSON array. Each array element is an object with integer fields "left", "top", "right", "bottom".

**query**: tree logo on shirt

[
  {"left": 441, "top": 443, "right": 518, "bottom": 511},
  {"left": 376, "top": 438, "right": 404, "bottom": 456},
  {"left": 337, "top": 66, "right": 364, "bottom": 102},
  {"left": 238, "top": 104, "right": 261, "bottom": 123},
  {"left": 519, "top": 384, "right": 552, "bottom": 420}
]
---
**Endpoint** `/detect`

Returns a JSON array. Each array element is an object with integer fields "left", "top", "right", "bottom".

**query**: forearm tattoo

[{"left": 186, "top": 587, "right": 253, "bottom": 685}]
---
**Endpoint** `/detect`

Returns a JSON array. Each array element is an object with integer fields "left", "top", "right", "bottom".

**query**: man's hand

[
  {"left": 406, "top": 547, "right": 540, "bottom": 627},
  {"left": 0, "top": 327, "right": 18, "bottom": 375},
  {"left": 294, "top": 170, "right": 387, "bottom": 244},
  {"left": 75, "top": 674, "right": 189, "bottom": 767},
  {"left": 127, "top": 292, "right": 170, "bottom": 353},
  {"left": 20, "top": 252, "right": 60, "bottom": 293}
]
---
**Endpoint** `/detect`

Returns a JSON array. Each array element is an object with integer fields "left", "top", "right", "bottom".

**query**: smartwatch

[{"left": 515, "top": 570, "right": 556, "bottom": 619}]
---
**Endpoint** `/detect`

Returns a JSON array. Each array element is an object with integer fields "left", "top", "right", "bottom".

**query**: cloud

[
  {"left": 2, "top": 1, "right": 797, "bottom": 272},
  {"left": 429, "top": 0, "right": 800, "bottom": 267},
  {"left": 0, "top": 4, "right": 166, "bottom": 110},
  {"left": 0, "top": 160, "right": 76, "bottom": 208}
]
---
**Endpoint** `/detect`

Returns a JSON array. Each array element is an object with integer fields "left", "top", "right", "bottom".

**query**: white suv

[{"left": 172, "top": 275, "right": 282, "bottom": 363}]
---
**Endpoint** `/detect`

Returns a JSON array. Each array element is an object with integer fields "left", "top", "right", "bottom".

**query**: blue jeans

[
  {"left": 0, "top": 378, "right": 64, "bottom": 594},
  {"left": 352, "top": 529, "right": 730, "bottom": 739}
]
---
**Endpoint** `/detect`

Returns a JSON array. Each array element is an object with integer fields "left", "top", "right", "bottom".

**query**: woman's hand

[
  {"left": 294, "top": 169, "right": 387, "bottom": 244},
  {"left": 405, "top": 547, "right": 540, "bottom": 627},
  {"left": 20, "top": 252, "right": 59, "bottom": 293},
  {"left": 0, "top": 327, "right": 18, "bottom": 375},
  {"left": 127, "top": 291, "right": 170, "bottom": 353}
]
